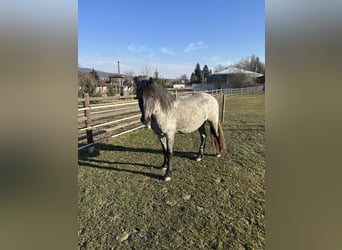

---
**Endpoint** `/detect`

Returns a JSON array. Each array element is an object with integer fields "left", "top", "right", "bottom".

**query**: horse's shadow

[
  {"left": 78, "top": 159, "right": 164, "bottom": 180},
  {"left": 78, "top": 143, "right": 214, "bottom": 180},
  {"left": 95, "top": 143, "right": 202, "bottom": 160}
]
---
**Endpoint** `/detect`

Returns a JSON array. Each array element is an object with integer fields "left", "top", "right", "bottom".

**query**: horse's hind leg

[{"left": 196, "top": 122, "right": 207, "bottom": 162}]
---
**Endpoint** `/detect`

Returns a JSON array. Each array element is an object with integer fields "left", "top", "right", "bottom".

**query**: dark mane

[{"left": 137, "top": 78, "right": 175, "bottom": 112}]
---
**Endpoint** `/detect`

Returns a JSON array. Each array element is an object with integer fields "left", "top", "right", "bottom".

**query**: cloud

[
  {"left": 160, "top": 47, "right": 174, "bottom": 55},
  {"left": 184, "top": 41, "right": 207, "bottom": 52},
  {"left": 127, "top": 44, "right": 146, "bottom": 52},
  {"left": 145, "top": 54, "right": 156, "bottom": 59},
  {"left": 208, "top": 56, "right": 220, "bottom": 62}
]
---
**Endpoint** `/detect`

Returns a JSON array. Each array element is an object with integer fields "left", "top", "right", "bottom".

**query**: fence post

[
  {"left": 220, "top": 93, "right": 226, "bottom": 123},
  {"left": 84, "top": 93, "right": 94, "bottom": 153}
]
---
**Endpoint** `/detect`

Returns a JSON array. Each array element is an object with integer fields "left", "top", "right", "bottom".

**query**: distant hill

[{"left": 78, "top": 67, "right": 113, "bottom": 79}]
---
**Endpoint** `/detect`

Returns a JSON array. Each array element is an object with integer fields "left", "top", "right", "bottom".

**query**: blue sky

[{"left": 78, "top": 0, "right": 264, "bottom": 78}]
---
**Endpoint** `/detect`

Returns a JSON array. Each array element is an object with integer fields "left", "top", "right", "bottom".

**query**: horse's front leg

[
  {"left": 159, "top": 136, "right": 168, "bottom": 171},
  {"left": 164, "top": 134, "right": 175, "bottom": 182}
]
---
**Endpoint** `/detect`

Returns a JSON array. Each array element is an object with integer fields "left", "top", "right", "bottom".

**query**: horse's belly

[{"left": 176, "top": 117, "right": 205, "bottom": 133}]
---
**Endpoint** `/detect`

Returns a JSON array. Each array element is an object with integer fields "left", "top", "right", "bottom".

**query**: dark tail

[{"left": 210, "top": 122, "right": 226, "bottom": 155}]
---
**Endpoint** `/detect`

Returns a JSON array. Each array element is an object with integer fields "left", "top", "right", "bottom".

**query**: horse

[{"left": 136, "top": 77, "right": 225, "bottom": 181}]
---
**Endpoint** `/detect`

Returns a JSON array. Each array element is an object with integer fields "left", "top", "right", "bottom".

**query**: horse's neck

[
  {"left": 152, "top": 99, "right": 175, "bottom": 123},
  {"left": 154, "top": 100, "right": 171, "bottom": 116}
]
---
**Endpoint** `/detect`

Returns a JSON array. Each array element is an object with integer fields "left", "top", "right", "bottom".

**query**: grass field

[{"left": 78, "top": 93, "right": 265, "bottom": 249}]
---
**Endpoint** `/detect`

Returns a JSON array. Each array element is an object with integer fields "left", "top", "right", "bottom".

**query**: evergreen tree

[
  {"left": 194, "top": 63, "right": 202, "bottom": 83},
  {"left": 250, "top": 54, "right": 256, "bottom": 71},
  {"left": 106, "top": 85, "right": 116, "bottom": 96},
  {"left": 89, "top": 68, "right": 100, "bottom": 81},
  {"left": 190, "top": 72, "right": 197, "bottom": 83},
  {"left": 78, "top": 71, "right": 100, "bottom": 97},
  {"left": 202, "top": 65, "right": 210, "bottom": 79}
]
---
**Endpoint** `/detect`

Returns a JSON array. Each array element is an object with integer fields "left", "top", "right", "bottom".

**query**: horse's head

[{"left": 136, "top": 77, "right": 155, "bottom": 125}]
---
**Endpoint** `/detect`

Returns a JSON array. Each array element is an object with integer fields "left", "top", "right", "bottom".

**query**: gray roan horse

[{"left": 136, "top": 77, "right": 225, "bottom": 181}]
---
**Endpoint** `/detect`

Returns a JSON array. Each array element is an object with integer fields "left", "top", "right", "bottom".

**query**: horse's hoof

[
  {"left": 164, "top": 176, "right": 171, "bottom": 182},
  {"left": 196, "top": 157, "right": 202, "bottom": 162},
  {"left": 216, "top": 154, "right": 221, "bottom": 158}
]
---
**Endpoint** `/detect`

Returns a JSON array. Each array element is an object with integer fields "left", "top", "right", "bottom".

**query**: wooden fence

[{"left": 78, "top": 86, "right": 264, "bottom": 151}]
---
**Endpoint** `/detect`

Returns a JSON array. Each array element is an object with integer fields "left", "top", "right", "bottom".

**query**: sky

[{"left": 78, "top": 0, "right": 265, "bottom": 79}]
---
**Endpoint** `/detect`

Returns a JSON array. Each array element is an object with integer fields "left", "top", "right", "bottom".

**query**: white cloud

[
  {"left": 204, "top": 56, "right": 234, "bottom": 68},
  {"left": 127, "top": 44, "right": 146, "bottom": 52},
  {"left": 208, "top": 56, "right": 220, "bottom": 62},
  {"left": 160, "top": 47, "right": 174, "bottom": 55},
  {"left": 145, "top": 53, "right": 156, "bottom": 59},
  {"left": 184, "top": 41, "right": 207, "bottom": 52}
]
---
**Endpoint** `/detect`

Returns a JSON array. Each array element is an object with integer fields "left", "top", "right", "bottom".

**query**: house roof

[
  {"left": 108, "top": 73, "right": 124, "bottom": 78},
  {"left": 210, "top": 67, "right": 264, "bottom": 77},
  {"left": 96, "top": 81, "right": 112, "bottom": 87}
]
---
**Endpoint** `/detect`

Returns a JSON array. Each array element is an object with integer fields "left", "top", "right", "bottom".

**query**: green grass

[{"left": 78, "top": 93, "right": 265, "bottom": 249}]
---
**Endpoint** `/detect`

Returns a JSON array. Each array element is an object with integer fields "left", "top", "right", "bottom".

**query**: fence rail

[{"left": 78, "top": 86, "right": 264, "bottom": 151}]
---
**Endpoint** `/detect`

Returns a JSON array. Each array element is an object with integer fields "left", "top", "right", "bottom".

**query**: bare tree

[
  {"left": 140, "top": 64, "right": 154, "bottom": 77},
  {"left": 234, "top": 54, "right": 265, "bottom": 74},
  {"left": 124, "top": 70, "right": 135, "bottom": 77},
  {"left": 214, "top": 64, "right": 228, "bottom": 72},
  {"left": 179, "top": 74, "right": 188, "bottom": 81}
]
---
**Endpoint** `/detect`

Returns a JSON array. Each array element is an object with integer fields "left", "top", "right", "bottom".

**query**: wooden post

[
  {"left": 84, "top": 93, "right": 94, "bottom": 153},
  {"left": 175, "top": 90, "right": 178, "bottom": 99},
  {"left": 220, "top": 93, "right": 226, "bottom": 123}
]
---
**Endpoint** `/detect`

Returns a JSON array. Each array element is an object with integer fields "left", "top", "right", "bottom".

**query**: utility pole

[{"left": 117, "top": 60, "right": 122, "bottom": 88}]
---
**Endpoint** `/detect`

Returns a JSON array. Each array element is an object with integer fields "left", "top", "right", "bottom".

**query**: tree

[
  {"left": 194, "top": 63, "right": 203, "bottom": 83},
  {"left": 189, "top": 63, "right": 203, "bottom": 83},
  {"left": 125, "top": 70, "right": 135, "bottom": 77},
  {"left": 202, "top": 65, "right": 210, "bottom": 80},
  {"left": 141, "top": 64, "right": 154, "bottom": 77},
  {"left": 154, "top": 78, "right": 166, "bottom": 88},
  {"left": 190, "top": 73, "right": 197, "bottom": 83},
  {"left": 179, "top": 74, "right": 188, "bottom": 81},
  {"left": 106, "top": 85, "right": 116, "bottom": 96},
  {"left": 234, "top": 54, "right": 265, "bottom": 74},
  {"left": 255, "top": 57, "right": 265, "bottom": 74},
  {"left": 214, "top": 64, "right": 228, "bottom": 73},
  {"left": 89, "top": 68, "right": 100, "bottom": 81},
  {"left": 78, "top": 71, "right": 100, "bottom": 97}
]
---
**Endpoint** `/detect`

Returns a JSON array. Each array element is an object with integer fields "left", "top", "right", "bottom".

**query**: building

[
  {"left": 108, "top": 73, "right": 125, "bottom": 87},
  {"left": 206, "top": 67, "right": 264, "bottom": 88},
  {"left": 95, "top": 80, "right": 112, "bottom": 95}
]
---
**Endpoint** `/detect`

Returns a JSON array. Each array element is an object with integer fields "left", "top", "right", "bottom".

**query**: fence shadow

[
  {"left": 223, "top": 124, "right": 265, "bottom": 131},
  {"left": 92, "top": 143, "right": 204, "bottom": 160},
  {"left": 78, "top": 159, "right": 164, "bottom": 180}
]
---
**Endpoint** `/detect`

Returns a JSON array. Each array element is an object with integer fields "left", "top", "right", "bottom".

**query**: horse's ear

[{"left": 149, "top": 77, "right": 153, "bottom": 83}]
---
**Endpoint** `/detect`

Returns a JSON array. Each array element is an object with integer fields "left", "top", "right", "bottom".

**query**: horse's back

[{"left": 173, "top": 93, "right": 219, "bottom": 133}]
